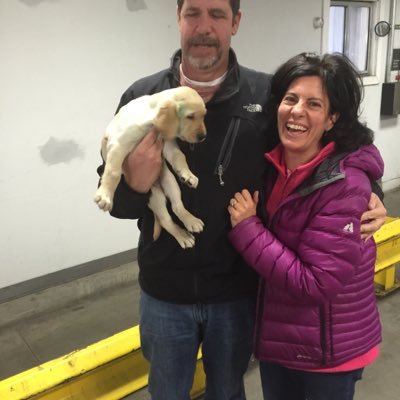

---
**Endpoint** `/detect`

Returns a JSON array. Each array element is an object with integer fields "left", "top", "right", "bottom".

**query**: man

[{"left": 98, "top": 1, "right": 386, "bottom": 399}]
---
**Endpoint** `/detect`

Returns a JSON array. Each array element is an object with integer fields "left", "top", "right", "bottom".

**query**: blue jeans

[
  {"left": 139, "top": 290, "right": 256, "bottom": 400},
  {"left": 259, "top": 361, "right": 364, "bottom": 400}
]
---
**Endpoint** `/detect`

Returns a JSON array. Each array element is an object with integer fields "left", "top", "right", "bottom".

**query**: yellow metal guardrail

[
  {"left": 0, "top": 325, "right": 205, "bottom": 400},
  {"left": 1, "top": 217, "right": 399, "bottom": 400},
  {"left": 373, "top": 217, "right": 400, "bottom": 296}
]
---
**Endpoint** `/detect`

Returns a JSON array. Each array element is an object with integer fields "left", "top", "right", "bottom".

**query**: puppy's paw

[
  {"left": 94, "top": 187, "right": 113, "bottom": 212},
  {"left": 173, "top": 228, "right": 196, "bottom": 249},
  {"left": 177, "top": 169, "right": 199, "bottom": 188},
  {"left": 181, "top": 214, "right": 204, "bottom": 233}
]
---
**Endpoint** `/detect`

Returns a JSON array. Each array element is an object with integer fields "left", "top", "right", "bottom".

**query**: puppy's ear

[{"left": 153, "top": 100, "right": 179, "bottom": 141}]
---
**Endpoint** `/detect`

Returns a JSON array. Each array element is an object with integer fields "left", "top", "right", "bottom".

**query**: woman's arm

[
  {"left": 228, "top": 182, "right": 370, "bottom": 302},
  {"left": 360, "top": 193, "right": 387, "bottom": 240}
]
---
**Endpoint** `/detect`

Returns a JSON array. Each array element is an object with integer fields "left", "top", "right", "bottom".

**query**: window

[{"left": 329, "top": 1, "right": 376, "bottom": 75}]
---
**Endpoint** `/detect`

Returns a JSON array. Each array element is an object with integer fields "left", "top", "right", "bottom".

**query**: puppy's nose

[{"left": 197, "top": 133, "right": 206, "bottom": 142}]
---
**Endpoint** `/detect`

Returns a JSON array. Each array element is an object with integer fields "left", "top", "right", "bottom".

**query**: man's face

[{"left": 177, "top": 0, "right": 241, "bottom": 72}]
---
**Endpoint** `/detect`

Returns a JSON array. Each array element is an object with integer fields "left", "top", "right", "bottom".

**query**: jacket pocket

[{"left": 319, "top": 305, "right": 328, "bottom": 365}]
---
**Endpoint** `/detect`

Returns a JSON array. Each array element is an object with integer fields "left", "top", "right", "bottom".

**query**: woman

[{"left": 227, "top": 53, "right": 384, "bottom": 400}]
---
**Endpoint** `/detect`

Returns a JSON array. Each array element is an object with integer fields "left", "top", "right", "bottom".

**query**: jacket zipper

[
  {"left": 319, "top": 305, "right": 327, "bottom": 365},
  {"left": 254, "top": 278, "right": 266, "bottom": 358},
  {"left": 214, "top": 117, "right": 241, "bottom": 186}
]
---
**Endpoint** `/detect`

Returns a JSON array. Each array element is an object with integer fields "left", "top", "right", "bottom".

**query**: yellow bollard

[
  {"left": 0, "top": 326, "right": 206, "bottom": 400},
  {"left": 373, "top": 217, "right": 400, "bottom": 296}
]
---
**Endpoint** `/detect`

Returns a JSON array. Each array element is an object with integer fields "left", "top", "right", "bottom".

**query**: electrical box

[{"left": 381, "top": 82, "right": 400, "bottom": 116}]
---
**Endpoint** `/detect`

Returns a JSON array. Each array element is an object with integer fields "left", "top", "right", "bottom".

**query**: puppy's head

[
  {"left": 153, "top": 100, "right": 180, "bottom": 141},
  {"left": 153, "top": 87, "right": 207, "bottom": 144}
]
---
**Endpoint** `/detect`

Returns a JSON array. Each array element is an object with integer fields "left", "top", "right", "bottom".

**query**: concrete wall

[
  {"left": 0, "top": 0, "right": 399, "bottom": 290},
  {"left": 0, "top": 0, "right": 179, "bottom": 289}
]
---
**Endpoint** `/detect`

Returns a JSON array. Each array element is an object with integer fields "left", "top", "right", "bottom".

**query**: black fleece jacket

[{"left": 97, "top": 49, "right": 276, "bottom": 304}]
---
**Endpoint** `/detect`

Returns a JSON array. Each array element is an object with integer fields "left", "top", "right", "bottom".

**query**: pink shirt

[
  {"left": 304, "top": 346, "right": 379, "bottom": 372},
  {"left": 265, "top": 142, "right": 335, "bottom": 216}
]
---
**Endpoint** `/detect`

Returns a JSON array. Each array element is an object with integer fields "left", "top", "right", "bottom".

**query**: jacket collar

[
  {"left": 169, "top": 48, "right": 240, "bottom": 104},
  {"left": 296, "top": 150, "right": 350, "bottom": 197},
  {"left": 265, "top": 142, "right": 336, "bottom": 178},
  {"left": 264, "top": 143, "right": 351, "bottom": 198}
]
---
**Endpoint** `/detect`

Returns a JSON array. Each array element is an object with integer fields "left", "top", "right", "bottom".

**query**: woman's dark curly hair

[
  {"left": 177, "top": 0, "right": 240, "bottom": 15},
  {"left": 267, "top": 52, "right": 374, "bottom": 152}
]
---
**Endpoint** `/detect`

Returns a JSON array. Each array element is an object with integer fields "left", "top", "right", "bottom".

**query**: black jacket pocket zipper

[{"left": 214, "top": 117, "right": 241, "bottom": 186}]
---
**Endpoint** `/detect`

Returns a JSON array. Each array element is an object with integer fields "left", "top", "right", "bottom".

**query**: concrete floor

[{"left": 1, "top": 186, "right": 399, "bottom": 399}]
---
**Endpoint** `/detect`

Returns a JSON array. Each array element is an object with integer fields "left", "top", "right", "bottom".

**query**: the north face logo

[
  {"left": 343, "top": 223, "right": 354, "bottom": 233},
  {"left": 243, "top": 103, "right": 262, "bottom": 112}
]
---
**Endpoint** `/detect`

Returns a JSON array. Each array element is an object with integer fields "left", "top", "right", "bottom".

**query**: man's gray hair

[{"left": 176, "top": 0, "right": 240, "bottom": 15}]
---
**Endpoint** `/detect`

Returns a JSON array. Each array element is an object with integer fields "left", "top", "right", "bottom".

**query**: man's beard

[
  {"left": 187, "top": 53, "right": 221, "bottom": 70},
  {"left": 185, "top": 35, "right": 222, "bottom": 70}
]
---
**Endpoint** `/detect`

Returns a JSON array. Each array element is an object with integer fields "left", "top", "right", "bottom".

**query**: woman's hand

[
  {"left": 360, "top": 193, "right": 387, "bottom": 240},
  {"left": 228, "top": 189, "right": 259, "bottom": 227},
  {"left": 122, "top": 129, "right": 163, "bottom": 193}
]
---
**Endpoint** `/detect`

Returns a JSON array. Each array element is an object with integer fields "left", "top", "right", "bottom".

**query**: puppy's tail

[{"left": 153, "top": 215, "right": 162, "bottom": 241}]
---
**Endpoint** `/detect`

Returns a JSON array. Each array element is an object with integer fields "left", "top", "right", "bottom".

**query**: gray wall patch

[
  {"left": 126, "top": 0, "right": 147, "bottom": 12},
  {"left": 39, "top": 137, "right": 84, "bottom": 165}
]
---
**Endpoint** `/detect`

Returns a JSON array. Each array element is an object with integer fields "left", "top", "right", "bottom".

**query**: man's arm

[
  {"left": 122, "top": 129, "right": 163, "bottom": 193},
  {"left": 96, "top": 129, "right": 163, "bottom": 219},
  {"left": 360, "top": 193, "right": 387, "bottom": 240}
]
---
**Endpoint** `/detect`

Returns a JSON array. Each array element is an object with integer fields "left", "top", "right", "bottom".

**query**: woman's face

[{"left": 277, "top": 75, "right": 337, "bottom": 163}]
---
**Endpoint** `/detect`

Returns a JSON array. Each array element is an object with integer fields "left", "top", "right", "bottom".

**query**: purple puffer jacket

[{"left": 229, "top": 144, "right": 384, "bottom": 369}]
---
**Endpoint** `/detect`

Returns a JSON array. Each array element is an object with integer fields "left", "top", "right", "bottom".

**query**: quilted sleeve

[{"left": 228, "top": 176, "right": 372, "bottom": 302}]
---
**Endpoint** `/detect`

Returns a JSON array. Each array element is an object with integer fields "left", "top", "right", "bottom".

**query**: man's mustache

[{"left": 188, "top": 36, "right": 219, "bottom": 47}]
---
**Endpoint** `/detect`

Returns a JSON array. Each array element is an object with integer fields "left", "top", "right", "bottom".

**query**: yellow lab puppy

[{"left": 95, "top": 86, "right": 207, "bottom": 249}]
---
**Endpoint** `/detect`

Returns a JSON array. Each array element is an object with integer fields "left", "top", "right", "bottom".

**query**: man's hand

[
  {"left": 122, "top": 129, "right": 163, "bottom": 193},
  {"left": 228, "top": 189, "right": 259, "bottom": 227},
  {"left": 360, "top": 193, "right": 387, "bottom": 240}
]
